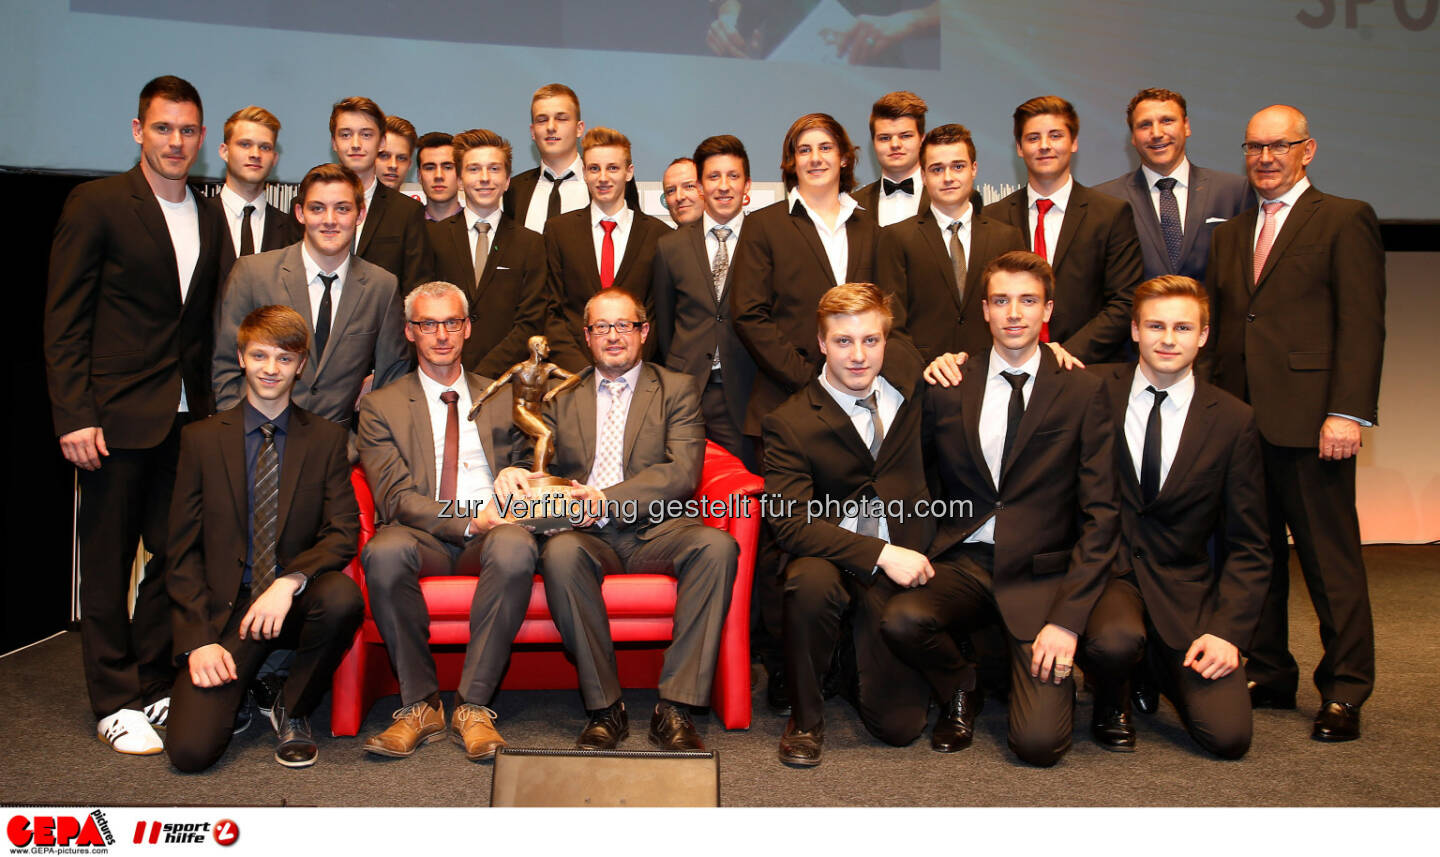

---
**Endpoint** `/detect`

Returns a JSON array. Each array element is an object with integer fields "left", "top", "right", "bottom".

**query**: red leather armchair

[{"left": 329, "top": 441, "right": 763, "bottom": 736}]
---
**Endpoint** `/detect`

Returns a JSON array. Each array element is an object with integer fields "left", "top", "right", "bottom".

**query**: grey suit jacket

[
  {"left": 213, "top": 243, "right": 410, "bottom": 425},
  {"left": 1094, "top": 164, "right": 1251, "bottom": 282},
  {"left": 521, "top": 362, "right": 706, "bottom": 540},
  {"left": 356, "top": 371, "right": 522, "bottom": 545}
]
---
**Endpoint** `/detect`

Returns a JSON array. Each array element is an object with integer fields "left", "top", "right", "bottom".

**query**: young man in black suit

[
  {"left": 45, "top": 75, "right": 225, "bottom": 754},
  {"left": 543, "top": 126, "right": 668, "bottom": 372},
  {"left": 852, "top": 91, "right": 929, "bottom": 227},
  {"left": 763, "top": 283, "right": 934, "bottom": 767},
  {"left": 415, "top": 131, "right": 462, "bottom": 222},
  {"left": 209, "top": 105, "right": 300, "bottom": 287},
  {"left": 377, "top": 115, "right": 417, "bottom": 191},
  {"left": 988, "top": 96, "right": 1143, "bottom": 365},
  {"left": 1082, "top": 275, "right": 1269, "bottom": 758},
  {"left": 329, "top": 97, "right": 434, "bottom": 293},
  {"left": 878, "top": 123, "right": 1027, "bottom": 363},
  {"left": 1206, "top": 105, "right": 1385, "bottom": 742},
  {"left": 427, "top": 129, "right": 548, "bottom": 377},
  {"left": 1095, "top": 88, "right": 1251, "bottom": 284},
  {"left": 652, "top": 135, "right": 756, "bottom": 468},
  {"left": 883, "top": 250, "right": 1119, "bottom": 766},
  {"left": 165, "top": 306, "right": 363, "bottom": 772}
]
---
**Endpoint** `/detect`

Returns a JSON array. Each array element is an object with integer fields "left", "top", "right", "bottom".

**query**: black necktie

[
  {"left": 251, "top": 422, "right": 279, "bottom": 592},
  {"left": 545, "top": 170, "right": 573, "bottom": 221},
  {"left": 239, "top": 204, "right": 256, "bottom": 257},
  {"left": 1001, "top": 372, "right": 1029, "bottom": 479},
  {"left": 882, "top": 177, "right": 914, "bottom": 196},
  {"left": 1141, "top": 385, "right": 1168, "bottom": 504},
  {"left": 1156, "top": 177, "right": 1183, "bottom": 271},
  {"left": 314, "top": 273, "right": 337, "bottom": 360}
]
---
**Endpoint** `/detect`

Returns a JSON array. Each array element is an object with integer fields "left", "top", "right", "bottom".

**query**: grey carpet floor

[{"left": 2, "top": 545, "right": 1436, "bottom": 807}]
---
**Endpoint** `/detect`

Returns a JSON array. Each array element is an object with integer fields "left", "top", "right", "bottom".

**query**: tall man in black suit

[
  {"left": 209, "top": 105, "right": 300, "bottom": 287},
  {"left": 852, "top": 91, "right": 927, "bottom": 226},
  {"left": 505, "top": 288, "right": 738, "bottom": 752},
  {"left": 763, "top": 283, "right": 934, "bottom": 767},
  {"left": 1205, "top": 105, "right": 1385, "bottom": 742},
  {"left": 652, "top": 135, "right": 756, "bottom": 468},
  {"left": 878, "top": 123, "right": 1027, "bottom": 363},
  {"left": 377, "top": 115, "right": 417, "bottom": 191},
  {"left": 45, "top": 75, "right": 225, "bottom": 754},
  {"left": 988, "top": 96, "right": 1143, "bottom": 365},
  {"left": 165, "top": 306, "right": 364, "bottom": 772},
  {"left": 428, "top": 129, "right": 548, "bottom": 377},
  {"left": 1083, "top": 275, "right": 1269, "bottom": 758},
  {"left": 357, "top": 281, "right": 536, "bottom": 762},
  {"left": 1095, "top": 88, "right": 1251, "bottom": 284},
  {"left": 883, "top": 251, "right": 1119, "bottom": 766},
  {"left": 213, "top": 164, "right": 410, "bottom": 427},
  {"left": 543, "top": 127, "right": 669, "bottom": 372},
  {"left": 329, "top": 97, "right": 434, "bottom": 293}
]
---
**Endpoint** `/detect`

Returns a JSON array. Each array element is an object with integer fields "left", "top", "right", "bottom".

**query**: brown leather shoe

[
  {"left": 363, "top": 699, "right": 446, "bottom": 757},
  {"left": 451, "top": 703, "right": 506, "bottom": 761}
]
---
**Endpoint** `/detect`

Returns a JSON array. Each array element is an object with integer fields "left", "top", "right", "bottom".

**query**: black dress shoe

[
  {"left": 1091, "top": 695, "right": 1137, "bottom": 752},
  {"left": 649, "top": 702, "right": 704, "bottom": 751},
  {"left": 1312, "top": 700, "right": 1360, "bottom": 742},
  {"left": 931, "top": 688, "right": 983, "bottom": 753},
  {"left": 577, "top": 701, "right": 629, "bottom": 750},
  {"left": 766, "top": 668, "right": 791, "bottom": 716},
  {"left": 1248, "top": 681, "right": 1297, "bottom": 710},
  {"left": 1132, "top": 676, "right": 1160, "bottom": 715},
  {"left": 251, "top": 674, "right": 284, "bottom": 717},
  {"left": 778, "top": 718, "right": 823, "bottom": 767},
  {"left": 270, "top": 706, "right": 317, "bottom": 768}
]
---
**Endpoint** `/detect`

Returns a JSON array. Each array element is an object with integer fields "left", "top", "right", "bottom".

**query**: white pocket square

[
  {"left": 1206, "top": 217, "right": 1227, "bottom": 224},
  {"left": 497, "top": 266, "right": 511, "bottom": 270}
]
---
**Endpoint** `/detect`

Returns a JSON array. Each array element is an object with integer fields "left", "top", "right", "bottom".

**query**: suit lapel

[
  {"left": 1177, "top": 167, "right": 1210, "bottom": 266},
  {"left": 613, "top": 214, "right": 650, "bottom": 286},
  {"left": 1156, "top": 381, "right": 1217, "bottom": 504},
  {"left": 127, "top": 168, "right": 183, "bottom": 308},
  {"left": 1110, "top": 365, "right": 1142, "bottom": 497},
  {"left": 1254, "top": 187, "right": 1321, "bottom": 293},
  {"left": 405, "top": 375, "right": 438, "bottom": 497},
  {"left": 844, "top": 209, "right": 869, "bottom": 281},
  {"left": 810, "top": 382, "right": 871, "bottom": 463},
  {"left": 1050, "top": 186, "right": 1087, "bottom": 271},
  {"left": 320, "top": 259, "right": 366, "bottom": 377},
  {"left": 788, "top": 203, "right": 836, "bottom": 283},
  {"left": 1128, "top": 168, "right": 1169, "bottom": 272},
  {"left": 918, "top": 212, "right": 962, "bottom": 311},
  {"left": 358, "top": 183, "right": 388, "bottom": 254},
  {"left": 218, "top": 409, "right": 249, "bottom": 532},
  {"left": 449, "top": 215, "right": 477, "bottom": 294},
  {"left": 474, "top": 217, "right": 512, "bottom": 302},
  {"left": 574, "top": 370, "right": 598, "bottom": 473},
  {"left": 276, "top": 409, "right": 308, "bottom": 535},
  {"left": 959, "top": 355, "right": 994, "bottom": 493},
  {"left": 1235, "top": 206, "right": 1260, "bottom": 290},
  {"left": 621, "top": 365, "right": 659, "bottom": 466},
  {"left": 1001, "top": 193, "right": 1029, "bottom": 244},
  {"left": 687, "top": 224, "right": 720, "bottom": 308},
  {"left": 1001, "top": 351, "right": 1062, "bottom": 485}
]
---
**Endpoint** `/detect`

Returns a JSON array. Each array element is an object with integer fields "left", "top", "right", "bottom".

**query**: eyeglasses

[
  {"left": 408, "top": 318, "right": 466, "bottom": 334},
  {"left": 1241, "top": 138, "right": 1309, "bottom": 157},
  {"left": 585, "top": 320, "right": 642, "bottom": 335}
]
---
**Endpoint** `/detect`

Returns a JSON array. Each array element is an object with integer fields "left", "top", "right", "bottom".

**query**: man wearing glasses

[
  {"left": 213, "top": 163, "right": 410, "bottom": 426},
  {"left": 1204, "top": 105, "right": 1384, "bottom": 742}
]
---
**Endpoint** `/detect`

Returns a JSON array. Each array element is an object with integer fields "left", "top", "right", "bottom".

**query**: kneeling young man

[
  {"left": 884, "top": 251, "right": 1119, "bottom": 766},
  {"left": 166, "top": 306, "right": 364, "bottom": 772},
  {"left": 763, "top": 283, "right": 934, "bottom": 767},
  {"left": 1082, "top": 275, "right": 1269, "bottom": 758}
]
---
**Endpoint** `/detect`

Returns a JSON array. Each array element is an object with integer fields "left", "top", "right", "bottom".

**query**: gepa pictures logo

[{"left": 7, "top": 810, "right": 115, "bottom": 851}]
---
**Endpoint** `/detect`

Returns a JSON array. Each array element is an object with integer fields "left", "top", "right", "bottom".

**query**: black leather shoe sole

[
  {"left": 577, "top": 725, "right": 629, "bottom": 751},
  {"left": 275, "top": 744, "right": 318, "bottom": 768},
  {"left": 930, "top": 732, "right": 973, "bottom": 753},
  {"left": 778, "top": 745, "right": 822, "bottom": 767}
]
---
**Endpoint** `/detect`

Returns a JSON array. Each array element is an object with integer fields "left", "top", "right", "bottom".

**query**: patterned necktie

[
  {"left": 1001, "top": 372, "right": 1029, "bottom": 480},
  {"left": 710, "top": 225, "right": 732, "bottom": 300},
  {"left": 600, "top": 220, "right": 618, "bottom": 288},
  {"left": 854, "top": 392, "right": 885, "bottom": 537},
  {"left": 947, "top": 220, "right": 967, "bottom": 304},
  {"left": 1033, "top": 199, "right": 1054, "bottom": 342},
  {"left": 1156, "top": 177, "right": 1183, "bottom": 270},
  {"left": 473, "top": 221, "right": 491, "bottom": 288},
  {"left": 239, "top": 205, "right": 256, "bottom": 257},
  {"left": 314, "top": 273, "right": 337, "bottom": 360},
  {"left": 545, "top": 170, "right": 573, "bottom": 221},
  {"left": 439, "top": 391, "right": 459, "bottom": 501},
  {"left": 251, "top": 422, "right": 279, "bottom": 593},
  {"left": 1253, "top": 200, "right": 1285, "bottom": 286},
  {"left": 593, "top": 377, "right": 629, "bottom": 489},
  {"left": 1141, "top": 386, "right": 1169, "bottom": 504}
]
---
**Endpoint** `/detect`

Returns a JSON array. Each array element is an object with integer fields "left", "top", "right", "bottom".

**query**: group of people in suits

[{"left": 42, "top": 71, "right": 1383, "bottom": 775}]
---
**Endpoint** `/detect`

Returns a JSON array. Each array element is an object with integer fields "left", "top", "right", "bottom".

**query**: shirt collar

[
  {"left": 300, "top": 242, "right": 352, "bottom": 285},
  {"left": 703, "top": 210, "right": 743, "bottom": 239},
  {"left": 464, "top": 205, "right": 503, "bottom": 234},
  {"left": 990, "top": 345, "right": 1043, "bottom": 380},
  {"left": 1141, "top": 157, "right": 1191, "bottom": 191},
  {"left": 596, "top": 361, "right": 643, "bottom": 394},
  {"left": 417, "top": 366, "right": 469, "bottom": 403},
  {"left": 787, "top": 187, "right": 861, "bottom": 223},
  {"left": 1028, "top": 176, "right": 1074, "bottom": 212},
  {"left": 544, "top": 155, "right": 584, "bottom": 183},
  {"left": 1260, "top": 175, "right": 1311, "bottom": 207},
  {"left": 930, "top": 202, "right": 973, "bottom": 232},
  {"left": 1130, "top": 364, "right": 1195, "bottom": 410},
  {"left": 219, "top": 184, "right": 265, "bottom": 219},
  {"left": 243, "top": 399, "right": 291, "bottom": 435},
  {"left": 590, "top": 202, "right": 633, "bottom": 232}
]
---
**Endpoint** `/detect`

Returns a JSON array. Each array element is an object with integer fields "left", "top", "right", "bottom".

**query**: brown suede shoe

[
  {"left": 363, "top": 699, "right": 446, "bottom": 757},
  {"left": 451, "top": 703, "right": 506, "bottom": 761}
]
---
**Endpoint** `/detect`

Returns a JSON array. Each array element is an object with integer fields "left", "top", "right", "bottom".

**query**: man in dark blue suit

[{"left": 1095, "top": 88, "right": 1250, "bottom": 285}]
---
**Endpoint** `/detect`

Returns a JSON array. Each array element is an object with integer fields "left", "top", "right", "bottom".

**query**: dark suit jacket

[
  {"left": 357, "top": 182, "right": 435, "bottom": 294},
  {"left": 925, "top": 347, "right": 1119, "bottom": 640},
  {"left": 853, "top": 180, "right": 985, "bottom": 224},
  {"left": 729, "top": 198, "right": 879, "bottom": 434},
  {"left": 504, "top": 167, "right": 641, "bottom": 229},
  {"left": 357, "top": 371, "right": 521, "bottom": 545},
  {"left": 45, "top": 165, "right": 225, "bottom": 447},
  {"left": 1097, "top": 364, "right": 1269, "bottom": 651},
  {"left": 166, "top": 404, "right": 358, "bottom": 657},
  {"left": 207, "top": 194, "right": 302, "bottom": 288},
  {"left": 1203, "top": 185, "right": 1385, "bottom": 448},
  {"left": 543, "top": 207, "right": 669, "bottom": 371},
  {"left": 427, "top": 212, "right": 549, "bottom": 377},
  {"left": 1094, "top": 164, "right": 1251, "bottom": 282},
  {"left": 877, "top": 209, "right": 1028, "bottom": 362},
  {"left": 762, "top": 339, "right": 933, "bottom": 576},
  {"left": 989, "top": 182, "right": 1143, "bottom": 364},
  {"left": 651, "top": 219, "right": 757, "bottom": 442},
  {"left": 213, "top": 243, "right": 410, "bottom": 426}
]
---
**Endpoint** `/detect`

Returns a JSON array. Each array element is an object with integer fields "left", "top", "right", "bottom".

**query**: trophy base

[{"left": 500, "top": 476, "right": 576, "bottom": 534}]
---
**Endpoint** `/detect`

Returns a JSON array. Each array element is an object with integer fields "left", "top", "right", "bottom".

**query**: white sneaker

[
  {"left": 97, "top": 709, "right": 164, "bottom": 755},
  {"left": 144, "top": 697, "right": 170, "bottom": 730}
]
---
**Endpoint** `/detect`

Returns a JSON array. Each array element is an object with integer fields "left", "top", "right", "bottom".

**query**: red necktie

[
  {"left": 1034, "top": 198, "right": 1055, "bottom": 342},
  {"left": 600, "top": 220, "right": 617, "bottom": 288}
]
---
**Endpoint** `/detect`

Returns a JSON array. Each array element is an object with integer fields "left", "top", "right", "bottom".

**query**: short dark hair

[
  {"left": 869, "top": 90, "right": 927, "bottom": 138},
  {"left": 780, "top": 113, "right": 858, "bottom": 192},
  {"left": 1133, "top": 274, "right": 1209, "bottom": 327},
  {"left": 329, "top": 97, "right": 385, "bottom": 137},
  {"left": 451, "top": 128, "right": 513, "bottom": 176},
  {"left": 416, "top": 131, "right": 453, "bottom": 157},
  {"left": 982, "top": 250, "right": 1055, "bottom": 302},
  {"left": 1012, "top": 95, "right": 1079, "bottom": 143},
  {"left": 693, "top": 134, "right": 750, "bottom": 180},
  {"left": 138, "top": 75, "right": 202, "bottom": 124},
  {"left": 296, "top": 163, "right": 364, "bottom": 210},
  {"left": 237, "top": 305, "right": 311, "bottom": 356},
  {"left": 920, "top": 123, "right": 977, "bottom": 166},
  {"left": 1126, "top": 88, "right": 1188, "bottom": 128}
]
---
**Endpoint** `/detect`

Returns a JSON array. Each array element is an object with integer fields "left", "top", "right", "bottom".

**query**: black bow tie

[{"left": 882, "top": 177, "right": 914, "bottom": 196}]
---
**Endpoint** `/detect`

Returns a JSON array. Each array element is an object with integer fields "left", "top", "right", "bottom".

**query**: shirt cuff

[{"left": 1327, "top": 412, "right": 1373, "bottom": 427}]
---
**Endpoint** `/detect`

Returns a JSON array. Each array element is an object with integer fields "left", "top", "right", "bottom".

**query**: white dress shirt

[
  {"left": 930, "top": 203, "right": 973, "bottom": 264},
  {"left": 523, "top": 155, "right": 587, "bottom": 233},
  {"left": 1141, "top": 157, "right": 1191, "bottom": 227},
  {"left": 967, "top": 346, "right": 1043, "bottom": 545},
  {"left": 590, "top": 203, "right": 633, "bottom": 274},
  {"left": 788, "top": 187, "right": 858, "bottom": 286},
  {"left": 220, "top": 184, "right": 267, "bottom": 255},
  {"left": 818, "top": 369, "right": 902, "bottom": 544},
  {"left": 464, "top": 206, "right": 504, "bottom": 274},
  {"left": 1026, "top": 176, "right": 1074, "bottom": 262},
  {"left": 156, "top": 187, "right": 200, "bottom": 412},
  {"left": 299, "top": 243, "right": 350, "bottom": 333},
  {"left": 876, "top": 167, "right": 923, "bottom": 227},
  {"left": 417, "top": 369, "right": 494, "bottom": 506},
  {"left": 587, "top": 362, "right": 644, "bottom": 487},
  {"left": 1124, "top": 367, "right": 1195, "bottom": 493}
]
